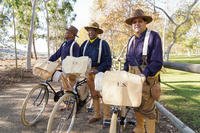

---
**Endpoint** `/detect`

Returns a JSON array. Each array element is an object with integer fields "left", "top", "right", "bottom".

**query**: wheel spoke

[
  {"left": 21, "top": 85, "right": 48, "bottom": 126},
  {"left": 47, "top": 93, "right": 77, "bottom": 133}
]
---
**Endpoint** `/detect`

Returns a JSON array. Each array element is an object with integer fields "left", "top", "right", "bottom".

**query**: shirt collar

[
  {"left": 66, "top": 39, "right": 74, "bottom": 43},
  {"left": 89, "top": 37, "right": 98, "bottom": 43},
  {"left": 136, "top": 28, "right": 147, "bottom": 39}
]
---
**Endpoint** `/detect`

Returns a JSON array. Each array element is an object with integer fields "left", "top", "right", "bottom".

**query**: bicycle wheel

[
  {"left": 21, "top": 84, "right": 49, "bottom": 126},
  {"left": 47, "top": 93, "right": 77, "bottom": 133}
]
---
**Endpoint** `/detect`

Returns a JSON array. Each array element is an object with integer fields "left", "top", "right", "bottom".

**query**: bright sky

[
  {"left": 18, "top": 0, "right": 94, "bottom": 53},
  {"left": 17, "top": 0, "right": 184, "bottom": 53},
  {"left": 72, "top": 0, "right": 94, "bottom": 29}
]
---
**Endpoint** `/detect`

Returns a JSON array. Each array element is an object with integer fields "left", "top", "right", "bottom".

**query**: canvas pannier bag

[
  {"left": 62, "top": 56, "right": 91, "bottom": 76},
  {"left": 102, "top": 71, "right": 144, "bottom": 107},
  {"left": 33, "top": 60, "right": 59, "bottom": 80},
  {"left": 94, "top": 72, "right": 104, "bottom": 91}
]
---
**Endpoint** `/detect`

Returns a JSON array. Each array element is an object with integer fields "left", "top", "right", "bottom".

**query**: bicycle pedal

[
  {"left": 127, "top": 120, "right": 136, "bottom": 125},
  {"left": 102, "top": 119, "right": 111, "bottom": 128},
  {"left": 87, "top": 107, "right": 93, "bottom": 112}
]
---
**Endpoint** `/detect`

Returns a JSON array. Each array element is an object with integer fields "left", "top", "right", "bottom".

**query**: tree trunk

[
  {"left": 13, "top": 9, "right": 18, "bottom": 68},
  {"left": 165, "top": 41, "right": 175, "bottom": 61},
  {"left": 44, "top": 1, "right": 50, "bottom": 58},
  {"left": 26, "top": 0, "right": 37, "bottom": 70},
  {"left": 32, "top": 34, "right": 37, "bottom": 60}
]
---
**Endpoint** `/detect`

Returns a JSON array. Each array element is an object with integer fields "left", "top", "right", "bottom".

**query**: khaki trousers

[
  {"left": 87, "top": 72, "right": 110, "bottom": 119},
  {"left": 60, "top": 74, "right": 77, "bottom": 91},
  {"left": 129, "top": 66, "right": 156, "bottom": 133}
]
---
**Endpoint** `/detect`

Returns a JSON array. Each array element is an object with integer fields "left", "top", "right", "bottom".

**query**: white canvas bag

[
  {"left": 62, "top": 56, "right": 91, "bottom": 76},
  {"left": 33, "top": 60, "right": 59, "bottom": 80},
  {"left": 102, "top": 71, "right": 144, "bottom": 107},
  {"left": 94, "top": 72, "right": 104, "bottom": 91}
]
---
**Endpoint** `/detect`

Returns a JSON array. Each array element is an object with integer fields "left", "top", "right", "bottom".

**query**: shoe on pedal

[
  {"left": 102, "top": 119, "right": 111, "bottom": 128},
  {"left": 88, "top": 117, "right": 101, "bottom": 124}
]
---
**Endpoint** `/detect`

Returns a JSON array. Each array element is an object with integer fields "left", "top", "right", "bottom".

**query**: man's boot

[
  {"left": 133, "top": 112, "right": 145, "bottom": 133},
  {"left": 145, "top": 118, "right": 155, "bottom": 133},
  {"left": 103, "top": 103, "right": 111, "bottom": 128},
  {"left": 88, "top": 98, "right": 101, "bottom": 123}
]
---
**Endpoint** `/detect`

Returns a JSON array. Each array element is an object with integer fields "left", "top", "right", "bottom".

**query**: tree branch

[{"left": 146, "top": 0, "right": 178, "bottom": 25}]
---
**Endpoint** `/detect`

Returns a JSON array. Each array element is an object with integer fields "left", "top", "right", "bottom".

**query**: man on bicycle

[
  {"left": 80, "top": 22, "right": 112, "bottom": 127},
  {"left": 49, "top": 25, "right": 80, "bottom": 91},
  {"left": 124, "top": 9, "right": 163, "bottom": 133}
]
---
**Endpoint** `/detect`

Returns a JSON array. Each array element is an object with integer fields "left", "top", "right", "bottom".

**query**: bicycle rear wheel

[
  {"left": 21, "top": 84, "right": 49, "bottom": 126},
  {"left": 47, "top": 93, "right": 77, "bottom": 133}
]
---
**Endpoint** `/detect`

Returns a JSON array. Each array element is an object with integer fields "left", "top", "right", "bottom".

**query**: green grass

[
  {"left": 160, "top": 68, "right": 200, "bottom": 132},
  {"left": 169, "top": 56, "right": 200, "bottom": 64}
]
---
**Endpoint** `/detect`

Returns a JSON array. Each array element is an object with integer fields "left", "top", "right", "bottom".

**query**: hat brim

[
  {"left": 125, "top": 16, "right": 153, "bottom": 25},
  {"left": 85, "top": 26, "right": 103, "bottom": 34},
  {"left": 66, "top": 28, "right": 79, "bottom": 37}
]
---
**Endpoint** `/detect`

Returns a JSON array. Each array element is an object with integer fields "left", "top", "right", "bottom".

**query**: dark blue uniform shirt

[
  {"left": 80, "top": 38, "right": 112, "bottom": 72},
  {"left": 49, "top": 39, "right": 80, "bottom": 62},
  {"left": 124, "top": 29, "right": 163, "bottom": 77}
]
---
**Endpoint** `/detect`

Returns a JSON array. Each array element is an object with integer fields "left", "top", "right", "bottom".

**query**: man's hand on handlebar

[{"left": 89, "top": 69, "right": 99, "bottom": 74}]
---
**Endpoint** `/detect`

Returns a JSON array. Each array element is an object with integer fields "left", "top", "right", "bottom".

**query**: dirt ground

[{"left": 0, "top": 59, "right": 179, "bottom": 133}]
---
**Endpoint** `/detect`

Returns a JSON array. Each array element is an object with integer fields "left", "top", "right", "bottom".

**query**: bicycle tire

[
  {"left": 47, "top": 93, "right": 77, "bottom": 133},
  {"left": 21, "top": 84, "right": 49, "bottom": 126}
]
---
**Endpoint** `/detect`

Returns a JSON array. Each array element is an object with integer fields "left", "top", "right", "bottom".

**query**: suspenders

[
  {"left": 62, "top": 41, "right": 76, "bottom": 56},
  {"left": 83, "top": 39, "right": 103, "bottom": 64},
  {"left": 127, "top": 30, "right": 151, "bottom": 65},
  {"left": 70, "top": 41, "right": 76, "bottom": 56}
]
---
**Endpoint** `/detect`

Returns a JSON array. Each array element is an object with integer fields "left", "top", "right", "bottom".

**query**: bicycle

[
  {"left": 98, "top": 71, "right": 144, "bottom": 133},
  {"left": 110, "top": 106, "right": 136, "bottom": 133},
  {"left": 46, "top": 75, "right": 91, "bottom": 133},
  {"left": 21, "top": 77, "right": 58, "bottom": 126},
  {"left": 21, "top": 71, "right": 90, "bottom": 127}
]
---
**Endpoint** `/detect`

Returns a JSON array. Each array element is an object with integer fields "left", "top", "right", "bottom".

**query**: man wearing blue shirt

[
  {"left": 49, "top": 25, "right": 80, "bottom": 61},
  {"left": 49, "top": 25, "right": 80, "bottom": 91},
  {"left": 80, "top": 22, "right": 112, "bottom": 127},
  {"left": 124, "top": 9, "right": 163, "bottom": 133}
]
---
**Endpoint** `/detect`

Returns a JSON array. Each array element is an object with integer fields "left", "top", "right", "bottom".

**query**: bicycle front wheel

[
  {"left": 21, "top": 84, "right": 49, "bottom": 126},
  {"left": 110, "top": 112, "right": 118, "bottom": 133},
  {"left": 47, "top": 93, "right": 77, "bottom": 133}
]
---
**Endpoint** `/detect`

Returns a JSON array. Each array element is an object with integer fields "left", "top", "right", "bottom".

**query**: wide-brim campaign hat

[
  {"left": 85, "top": 22, "right": 103, "bottom": 34},
  {"left": 125, "top": 9, "right": 153, "bottom": 25},
  {"left": 66, "top": 25, "right": 79, "bottom": 37}
]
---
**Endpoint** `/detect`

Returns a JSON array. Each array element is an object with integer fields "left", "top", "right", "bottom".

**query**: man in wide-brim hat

[
  {"left": 124, "top": 9, "right": 163, "bottom": 133},
  {"left": 49, "top": 25, "right": 80, "bottom": 92},
  {"left": 80, "top": 22, "right": 112, "bottom": 127},
  {"left": 49, "top": 25, "right": 79, "bottom": 62},
  {"left": 85, "top": 22, "right": 104, "bottom": 34}
]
